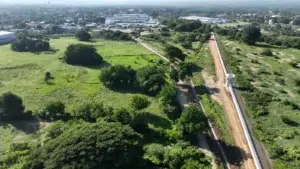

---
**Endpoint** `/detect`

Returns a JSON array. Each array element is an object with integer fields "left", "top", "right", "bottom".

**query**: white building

[
  {"left": 179, "top": 16, "right": 231, "bottom": 24},
  {"left": 106, "top": 14, "right": 150, "bottom": 24},
  {"left": 0, "top": 31, "right": 16, "bottom": 44}
]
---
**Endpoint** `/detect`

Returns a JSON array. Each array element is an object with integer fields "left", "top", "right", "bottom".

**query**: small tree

[
  {"left": 130, "top": 95, "right": 150, "bottom": 110},
  {"left": 0, "top": 92, "right": 25, "bottom": 121},
  {"left": 176, "top": 105, "right": 207, "bottom": 136},
  {"left": 170, "top": 68, "right": 179, "bottom": 82},
  {"left": 64, "top": 44, "right": 103, "bottom": 66},
  {"left": 261, "top": 48, "right": 273, "bottom": 56},
  {"left": 165, "top": 45, "right": 187, "bottom": 61},
  {"left": 241, "top": 25, "right": 261, "bottom": 45},
  {"left": 114, "top": 108, "right": 132, "bottom": 125},
  {"left": 38, "top": 101, "right": 68, "bottom": 122},
  {"left": 75, "top": 30, "right": 91, "bottom": 41}
]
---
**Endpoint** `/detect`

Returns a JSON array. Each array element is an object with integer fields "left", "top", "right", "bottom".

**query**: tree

[
  {"left": 163, "top": 142, "right": 211, "bottom": 169},
  {"left": 136, "top": 66, "right": 166, "bottom": 95},
  {"left": 178, "top": 62, "right": 193, "bottom": 80},
  {"left": 75, "top": 30, "right": 91, "bottom": 41},
  {"left": 100, "top": 65, "right": 136, "bottom": 90},
  {"left": 38, "top": 101, "right": 69, "bottom": 122},
  {"left": 170, "top": 68, "right": 179, "bottom": 82},
  {"left": 0, "top": 92, "right": 25, "bottom": 121},
  {"left": 158, "top": 85, "right": 181, "bottom": 120},
  {"left": 176, "top": 105, "right": 207, "bottom": 136},
  {"left": 114, "top": 108, "right": 132, "bottom": 125},
  {"left": 130, "top": 95, "right": 151, "bottom": 110},
  {"left": 71, "top": 102, "right": 110, "bottom": 122},
  {"left": 165, "top": 45, "right": 187, "bottom": 61},
  {"left": 261, "top": 48, "right": 273, "bottom": 56},
  {"left": 64, "top": 44, "right": 103, "bottom": 66},
  {"left": 241, "top": 25, "right": 261, "bottom": 45},
  {"left": 25, "top": 121, "right": 144, "bottom": 169},
  {"left": 11, "top": 32, "right": 50, "bottom": 52}
]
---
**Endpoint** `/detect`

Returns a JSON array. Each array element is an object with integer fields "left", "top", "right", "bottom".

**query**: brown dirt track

[{"left": 207, "top": 37, "right": 256, "bottom": 169}]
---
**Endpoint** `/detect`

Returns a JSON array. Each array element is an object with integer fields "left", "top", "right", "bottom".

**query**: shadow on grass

[
  {"left": 145, "top": 112, "right": 172, "bottom": 129},
  {"left": 1, "top": 118, "right": 40, "bottom": 134},
  {"left": 193, "top": 85, "right": 210, "bottom": 95},
  {"left": 206, "top": 136, "right": 246, "bottom": 167},
  {"left": 86, "top": 61, "right": 111, "bottom": 70}
]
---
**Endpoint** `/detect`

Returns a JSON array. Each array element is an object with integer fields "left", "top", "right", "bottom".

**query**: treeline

[
  {"left": 0, "top": 88, "right": 210, "bottom": 169},
  {"left": 11, "top": 32, "right": 50, "bottom": 52},
  {"left": 215, "top": 24, "right": 300, "bottom": 49},
  {"left": 92, "top": 30, "right": 132, "bottom": 41},
  {"left": 162, "top": 19, "right": 211, "bottom": 33}
]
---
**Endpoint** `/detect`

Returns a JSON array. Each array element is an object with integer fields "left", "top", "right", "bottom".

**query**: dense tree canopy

[
  {"left": 241, "top": 25, "right": 261, "bottom": 45},
  {"left": 25, "top": 121, "right": 144, "bottom": 169},
  {"left": 165, "top": 45, "right": 187, "bottom": 61},
  {"left": 93, "top": 30, "right": 132, "bottom": 41},
  {"left": 76, "top": 30, "right": 92, "bottom": 41},
  {"left": 11, "top": 32, "right": 50, "bottom": 52},
  {"left": 158, "top": 84, "right": 181, "bottom": 120},
  {"left": 136, "top": 66, "right": 166, "bottom": 95},
  {"left": 176, "top": 105, "right": 207, "bottom": 136},
  {"left": 64, "top": 44, "right": 103, "bottom": 66},
  {"left": 0, "top": 92, "right": 25, "bottom": 121},
  {"left": 100, "top": 65, "right": 136, "bottom": 90}
]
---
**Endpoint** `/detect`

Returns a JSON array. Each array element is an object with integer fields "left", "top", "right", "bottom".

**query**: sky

[{"left": 0, "top": 0, "right": 299, "bottom": 6}]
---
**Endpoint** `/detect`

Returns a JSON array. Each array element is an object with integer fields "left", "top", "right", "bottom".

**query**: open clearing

[{"left": 0, "top": 37, "right": 163, "bottom": 157}]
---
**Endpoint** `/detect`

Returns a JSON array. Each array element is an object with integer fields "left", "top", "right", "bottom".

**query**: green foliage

[
  {"left": 25, "top": 121, "right": 144, "bottom": 169},
  {"left": 176, "top": 105, "right": 207, "bottom": 136},
  {"left": 0, "top": 92, "right": 25, "bottom": 121},
  {"left": 178, "top": 62, "right": 194, "bottom": 80},
  {"left": 64, "top": 44, "right": 103, "bottom": 66},
  {"left": 163, "top": 142, "right": 211, "bottom": 169},
  {"left": 100, "top": 65, "right": 136, "bottom": 90},
  {"left": 130, "top": 95, "right": 151, "bottom": 110},
  {"left": 38, "top": 101, "right": 69, "bottom": 122},
  {"left": 43, "top": 120, "right": 67, "bottom": 143},
  {"left": 173, "top": 20, "right": 202, "bottom": 32},
  {"left": 11, "top": 32, "right": 50, "bottom": 52},
  {"left": 241, "top": 25, "right": 261, "bottom": 45},
  {"left": 93, "top": 30, "right": 132, "bottom": 41},
  {"left": 131, "top": 111, "right": 149, "bottom": 133},
  {"left": 281, "top": 115, "right": 299, "bottom": 126},
  {"left": 158, "top": 84, "right": 181, "bottom": 120},
  {"left": 136, "top": 66, "right": 166, "bottom": 95},
  {"left": 261, "top": 48, "right": 273, "bottom": 56},
  {"left": 245, "top": 89, "right": 273, "bottom": 117},
  {"left": 144, "top": 144, "right": 165, "bottom": 166},
  {"left": 75, "top": 30, "right": 91, "bottom": 41},
  {"left": 114, "top": 108, "right": 132, "bottom": 125},
  {"left": 165, "top": 45, "right": 187, "bottom": 61},
  {"left": 71, "top": 102, "right": 110, "bottom": 122},
  {"left": 170, "top": 67, "right": 179, "bottom": 82}
]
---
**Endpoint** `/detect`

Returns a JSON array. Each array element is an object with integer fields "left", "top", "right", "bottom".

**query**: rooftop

[{"left": 0, "top": 31, "right": 14, "bottom": 36}]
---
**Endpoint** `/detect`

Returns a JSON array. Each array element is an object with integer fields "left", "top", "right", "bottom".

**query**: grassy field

[
  {"left": 0, "top": 37, "right": 164, "bottom": 157},
  {"left": 0, "top": 37, "right": 161, "bottom": 112},
  {"left": 218, "top": 36, "right": 300, "bottom": 168},
  {"left": 218, "top": 21, "right": 250, "bottom": 28}
]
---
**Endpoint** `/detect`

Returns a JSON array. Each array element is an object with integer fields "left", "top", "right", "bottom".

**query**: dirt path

[{"left": 208, "top": 37, "right": 256, "bottom": 169}]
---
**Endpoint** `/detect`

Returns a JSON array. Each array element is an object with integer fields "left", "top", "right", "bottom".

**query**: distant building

[
  {"left": 0, "top": 31, "right": 16, "bottom": 44},
  {"left": 106, "top": 14, "right": 150, "bottom": 24},
  {"left": 179, "top": 16, "right": 231, "bottom": 24},
  {"left": 105, "top": 14, "right": 159, "bottom": 27}
]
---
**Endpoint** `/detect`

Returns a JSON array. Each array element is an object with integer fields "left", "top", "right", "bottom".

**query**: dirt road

[{"left": 208, "top": 37, "right": 256, "bottom": 169}]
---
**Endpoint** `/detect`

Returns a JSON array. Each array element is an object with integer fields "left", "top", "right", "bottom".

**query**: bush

[
  {"left": 114, "top": 108, "right": 132, "bottom": 125},
  {"left": 0, "top": 92, "right": 25, "bottom": 121},
  {"left": 38, "top": 101, "right": 69, "bottom": 122},
  {"left": 71, "top": 102, "right": 110, "bottom": 122},
  {"left": 100, "top": 65, "right": 136, "bottom": 90},
  {"left": 136, "top": 66, "right": 166, "bottom": 95},
  {"left": 261, "top": 48, "right": 273, "bottom": 56},
  {"left": 11, "top": 32, "right": 50, "bottom": 52},
  {"left": 130, "top": 95, "right": 150, "bottom": 110},
  {"left": 165, "top": 45, "right": 187, "bottom": 61},
  {"left": 75, "top": 30, "right": 91, "bottom": 41},
  {"left": 64, "top": 44, "right": 103, "bottom": 66}
]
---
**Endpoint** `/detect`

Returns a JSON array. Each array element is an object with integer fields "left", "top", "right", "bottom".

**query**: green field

[
  {"left": 218, "top": 36, "right": 300, "bottom": 168},
  {"left": 0, "top": 37, "right": 165, "bottom": 157},
  {"left": 0, "top": 37, "right": 161, "bottom": 112}
]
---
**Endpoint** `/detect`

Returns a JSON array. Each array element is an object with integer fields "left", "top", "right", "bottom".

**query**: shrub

[
  {"left": 38, "top": 101, "right": 69, "bottom": 122},
  {"left": 165, "top": 45, "right": 187, "bottom": 61},
  {"left": 261, "top": 48, "right": 273, "bottom": 56},
  {"left": 114, "top": 108, "right": 132, "bottom": 125},
  {"left": 130, "top": 95, "right": 150, "bottom": 110},
  {"left": 71, "top": 102, "right": 110, "bottom": 122},
  {"left": 75, "top": 30, "right": 91, "bottom": 41},
  {"left": 100, "top": 65, "right": 136, "bottom": 90},
  {"left": 64, "top": 44, "right": 103, "bottom": 66},
  {"left": 0, "top": 92, "right": 25, "bottom": 121},
  {"left": 281, "top": 115, "right": 299, "bottom": 126}
]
